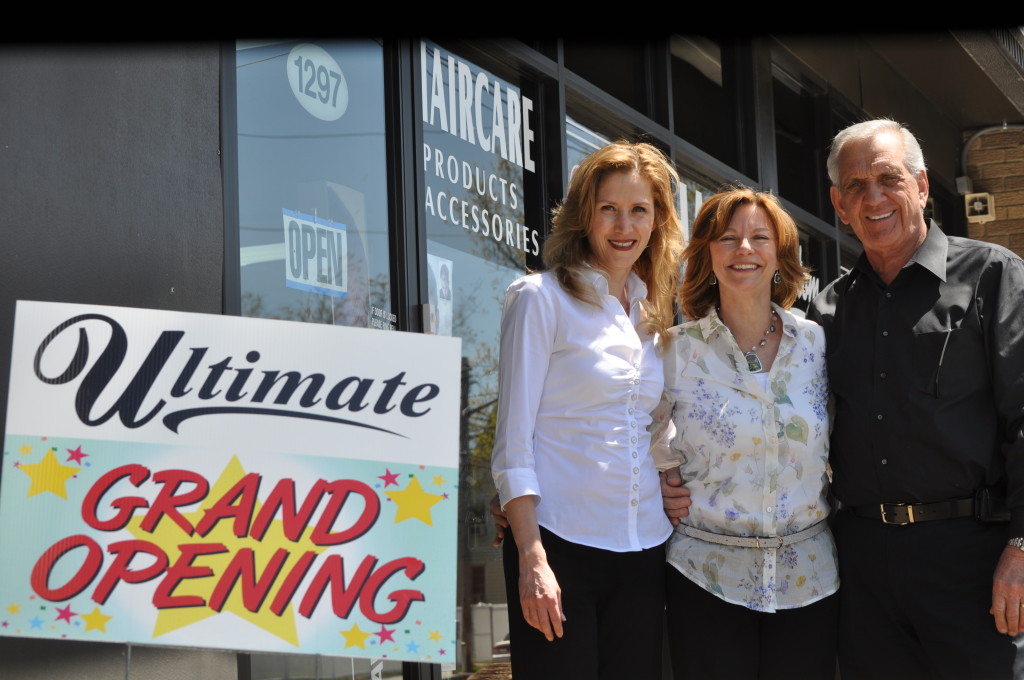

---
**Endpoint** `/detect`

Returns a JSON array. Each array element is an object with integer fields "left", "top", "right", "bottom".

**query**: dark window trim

[
  {"left": 385, "top": 38, "right": 422, "bottom": 333},
  {"left": 221, "top": 41, "right": 241, "bottom": 317}
]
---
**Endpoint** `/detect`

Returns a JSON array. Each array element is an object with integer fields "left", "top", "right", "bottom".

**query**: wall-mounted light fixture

[{"left": 965, "top": 192, "right": 995, "bottom": 223}]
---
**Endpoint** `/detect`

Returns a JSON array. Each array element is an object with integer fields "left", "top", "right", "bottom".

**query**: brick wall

[{"left": 962, "top": 127, "right": 1024, "bottom": 259}]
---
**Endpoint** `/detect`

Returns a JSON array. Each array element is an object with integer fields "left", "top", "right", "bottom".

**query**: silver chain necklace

[
  {"left": 720, "top": 308, "right": 777, "bottom": 373},
  {"left": 744, "top": 309, "right": 777, "bottom": 373}
]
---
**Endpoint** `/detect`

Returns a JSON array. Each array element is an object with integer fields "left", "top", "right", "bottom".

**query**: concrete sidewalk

[{"left": 466, "top": 661, "right": 512, "bottom": 680}]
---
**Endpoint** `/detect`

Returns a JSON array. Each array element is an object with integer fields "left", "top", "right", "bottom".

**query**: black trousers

[
  {"left": 834, "top": 509, "right": 1017, "bottom": 680},
  {"left": 664, "top": 562, "right": 838, "bottom": 680},
  {"left": 502, "top": 526, "right": 666, "bottom": 680}
]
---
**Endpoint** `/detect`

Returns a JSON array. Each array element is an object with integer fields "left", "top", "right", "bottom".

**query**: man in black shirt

[{"left": 809, "top": 118, "right": 1024, "bottom": 678}]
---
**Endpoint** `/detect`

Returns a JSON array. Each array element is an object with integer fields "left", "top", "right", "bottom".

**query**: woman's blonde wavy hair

[{"left": 542, "top": 140, "right": 684, "bottom": 347}]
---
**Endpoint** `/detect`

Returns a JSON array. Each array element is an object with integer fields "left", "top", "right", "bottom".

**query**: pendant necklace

[{"left": 743, "top": 309, "right": 777, "bottom": 373}]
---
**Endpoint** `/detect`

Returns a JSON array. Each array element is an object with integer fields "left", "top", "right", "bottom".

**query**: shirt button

[
  {"left": 877, "top": 414, "right": 883, "bottom": 420},
  {"left": 628, "top": 407, "right": 635, "bottom": 415},
  {"left": 882, "top": 330, "right": 889, "bottom": 337},
  {"left": 632, "top": 484, "right": 639, "bottom": 491},
  {"left": 880, "top": 372, "right": 887, "bottom": 379},
  {"left": 881, "top": 459, "right": 887, "bottom": 465},
  {"left": 630, "top": 420, "right": 637, "bottom": 428},
  {"left": 630, "top": 436, "right": 638, "bottom": 443},
  {"left": 766, "top": 506, "right": 774, "bottom": 513},
  {"left": 633, "top": 467, "right": 640, "bottom": 474},
  {"left": 631, "top": 499, "right": 638, "bottom": 506},
  {"left": 631, "top": 394, "right": 638, "bottom": 401},
  {"left": 886, "top": 292, "right": 892, "bottom": 298}
]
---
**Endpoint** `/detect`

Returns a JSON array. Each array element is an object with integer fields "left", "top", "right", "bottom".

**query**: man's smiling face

[{"left": 830, "top": 130, "right": 929, "bottom": 268}]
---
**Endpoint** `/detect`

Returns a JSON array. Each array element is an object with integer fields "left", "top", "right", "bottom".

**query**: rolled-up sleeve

[{"left": 491, "top": 277, "right": 553, "bottom": 510}]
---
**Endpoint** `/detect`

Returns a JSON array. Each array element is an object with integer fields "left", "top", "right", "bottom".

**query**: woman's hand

[
  {"left": 518, "top": 550, "right": 565, "bottom": 641},
  {"left": 502, "top": 495, "right": 566, "bottom": 640}
]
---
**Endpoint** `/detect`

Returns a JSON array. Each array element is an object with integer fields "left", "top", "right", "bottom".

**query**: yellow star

[
  {"left": 126, "top": 455, "right": 320, "bottom": 646},
  {"left": 81, "top": 607, "right": 113, "bottom": 632},
  {"left": 428, "top": 630, "right": 443, "bottom": 643},
  {"left": 341, "top": 623, "right": 371, "bottom": 649},
  {"left": 431, "top": 474, "right": 446, "bottom": 487},
  {"left": 386, "top": 476, "right": 443, "bottom": 526},
  {"left": 18, "top": 444, "right": 32, "bottom": 456},
  {"left": 6, "top": 603, "right": 20, "bottom": 615},
  {"left": 20, "top": 449, "right": 80, "bottom": 498}
]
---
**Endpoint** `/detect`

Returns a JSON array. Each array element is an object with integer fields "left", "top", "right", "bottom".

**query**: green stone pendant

[{"left": 745, "top": 351, "right": 763, "bottom": 373}]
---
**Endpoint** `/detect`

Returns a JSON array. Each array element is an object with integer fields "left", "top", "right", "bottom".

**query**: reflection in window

[
  {"left": 566, "top": 116, "right": 610, "bottom": 185},
  {"left": 773, "top": 63, "right": 827, "bottom": 221},
  {"left": 671, "top": 35, "right": 754, "bottom": 178},
  {"left": 420, "top": 40, "right": 541, "bottom": 674},
  {"left": 236, "top": 40, "right": 392, "bottom": 329},
  {"left": 234, "top": 38, "right": 397, "bottom": 680},
  {"left": 563, "top": 40, "right": 652, "bottom": 116}
]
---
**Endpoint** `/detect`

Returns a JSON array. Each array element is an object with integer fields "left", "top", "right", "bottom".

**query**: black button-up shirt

[{"left": 810, "top": 222, "right": 1024, "bottom": 536}]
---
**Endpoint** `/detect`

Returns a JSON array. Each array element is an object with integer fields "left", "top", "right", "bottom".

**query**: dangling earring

[
  {"left": 773, "top": 270, "right": 782, "bottom": 284},
  {"left": 709, "top": 272, "right": 717, "bottom": 286}
]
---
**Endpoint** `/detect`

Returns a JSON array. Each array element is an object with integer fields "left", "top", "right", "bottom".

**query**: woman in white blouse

[
  {"left": 652, "top": 186, "right": 839, "bottom": 679},
  {"left": 491, "top": 141, "right": 683, "bottom": 679}
]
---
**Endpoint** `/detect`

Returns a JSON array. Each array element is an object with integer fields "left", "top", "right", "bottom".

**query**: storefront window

[
  {"left": 236, "top": 39, "right": 393, "bottom": 330},
  {"left": 234, "top": 39, "right": 403, "bottom": 680},
  {"left": 670, "top": 35, "right": 756, "bottom": 180},
  {"left": 773, "top": 61, "right": 829, "bottom": 223},
  {"left": 566, "top": 116, "right": 608, "bottom": 183},
  {"left": 419, "top": 39, "right": 542, "bottom": 676},
  {"left": 673, "top": 167, "right": 719, "bottom": 322}
]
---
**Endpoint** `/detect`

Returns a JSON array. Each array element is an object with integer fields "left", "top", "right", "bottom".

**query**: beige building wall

[{"left": 963, "top": 128, "right": 1024, "bottom": 259}]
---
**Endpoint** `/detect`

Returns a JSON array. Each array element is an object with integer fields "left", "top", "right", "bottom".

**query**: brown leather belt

[{"left": 848, "top": 497, "right": 974, "bottom": 525}]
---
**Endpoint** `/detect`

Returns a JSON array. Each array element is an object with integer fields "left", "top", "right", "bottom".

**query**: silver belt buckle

[{"left": 880, "top": 503, "right": 914, "bottom": 525}]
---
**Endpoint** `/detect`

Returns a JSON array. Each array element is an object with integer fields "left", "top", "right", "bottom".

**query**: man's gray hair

[{"left": 826, "top": 118, "right": 927, "bottom": 186}]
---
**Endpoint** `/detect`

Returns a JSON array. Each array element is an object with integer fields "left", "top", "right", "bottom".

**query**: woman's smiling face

[
  {"left": 586, "top": 170, "right": 656, "bottom": 278},
  {"left": 709, "top": 203, "right": 777, "bottom": 298}
]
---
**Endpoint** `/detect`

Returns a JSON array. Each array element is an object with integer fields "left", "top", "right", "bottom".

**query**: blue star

[{"left": 405, "top": 640, "right": 421, "bottom": 654}]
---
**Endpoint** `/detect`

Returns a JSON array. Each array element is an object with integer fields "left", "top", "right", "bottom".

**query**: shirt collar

[
  {"left": 852, "top": 219, "right": 948, "bottom": 284},
  {"left": 701, "top": 302, "right": 797, "bottom": 340},
  {"left": 581, "top": 265, "right": 649, "bottom": 304},
  {"left": 908, "top": 219, "right": 948, "bottom": 282}
]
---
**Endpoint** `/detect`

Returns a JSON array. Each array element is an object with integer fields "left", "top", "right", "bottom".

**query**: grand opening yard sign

[{"left": 0, "top": 301, "right": 461, "bottom": 662}]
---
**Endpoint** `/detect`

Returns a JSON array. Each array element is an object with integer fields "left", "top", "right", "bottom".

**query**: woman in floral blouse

[{"left": 652, "top": 186, "right": 839, "bottom": 680}]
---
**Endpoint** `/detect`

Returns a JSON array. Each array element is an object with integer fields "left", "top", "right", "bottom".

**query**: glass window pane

[
  {"left": 566, "top": 115, "right": 610, "bottom": 184},
  {"left": 773, "top": 63, "right": 828, "bottom": 222},
  {"left": 563, "top": 40, "right": 651, "bottom": 115},
  {"left": 671, "top": 35, "right": 753, "bottom": 178},
  {"left": 234, "top": 37, "right": 397, "bottom": 680},
  {"left": 236, "top": 39, "right": 392, "bottom": 329},
  {"left": 419, "top": 39, "right": 543, "bottom": 676}
]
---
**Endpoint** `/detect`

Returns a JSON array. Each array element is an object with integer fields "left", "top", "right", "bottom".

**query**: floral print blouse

[{"left": 650, "top": 304, "right": 839, "bottom": 612}]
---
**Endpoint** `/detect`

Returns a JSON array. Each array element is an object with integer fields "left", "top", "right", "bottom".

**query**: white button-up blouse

[
  {"left": 492, "top": 268, "right": 673, "bottom": 552},
  {"left": 651, "top": 304, "right": 839, "bottom": 611}
]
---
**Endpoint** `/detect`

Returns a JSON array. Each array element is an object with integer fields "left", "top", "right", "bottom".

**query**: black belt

[{"left": 848, "top": 497, "right": 975, "bottom": 525}]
